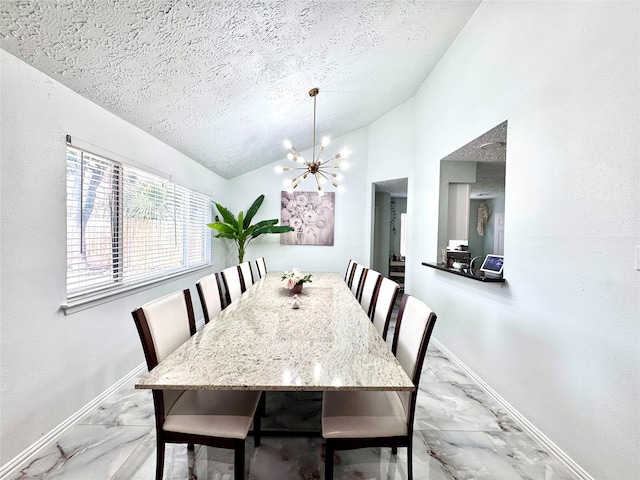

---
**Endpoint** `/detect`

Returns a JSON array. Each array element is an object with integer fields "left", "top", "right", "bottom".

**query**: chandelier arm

[
  {"left": 316, "top": 170, "right": 337, "bottom": 184},
  {"left": 291, "top": 171, "right": 308, "bottom": 182},
  {"left": 318, "top": 153, "right": 339, "bottom": 166},
  {"left": 316, "top": 145, "right": 325, "bottom": 163}
]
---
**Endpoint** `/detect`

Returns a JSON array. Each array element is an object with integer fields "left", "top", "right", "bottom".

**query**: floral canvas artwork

[{"left": 280, "top": 191, "right": 335, "bottom": 246}]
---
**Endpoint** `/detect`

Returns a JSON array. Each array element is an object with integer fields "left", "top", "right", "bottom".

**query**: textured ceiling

[
  {"left": 0, "top": 0, "right": 480, "bottom": 179},
  {"left": 441, "top": 121, "right": 507, "bottom": 199},
  {"left": 375, "top": 177, "right": 408, "bottom": 198}
]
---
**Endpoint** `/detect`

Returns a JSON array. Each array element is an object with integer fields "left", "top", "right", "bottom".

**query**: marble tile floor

[{"left": 9, "top": 319, "right": 579, "bottom": 479}]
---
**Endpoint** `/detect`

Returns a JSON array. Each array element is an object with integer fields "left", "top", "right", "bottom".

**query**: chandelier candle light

[{"left": 275, "top": 88, "right": 350, "bottom": 196}]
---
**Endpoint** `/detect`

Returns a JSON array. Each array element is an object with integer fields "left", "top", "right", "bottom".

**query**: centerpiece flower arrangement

[{"left": 281, "top": 268, "right": 313, "bottom": 293}]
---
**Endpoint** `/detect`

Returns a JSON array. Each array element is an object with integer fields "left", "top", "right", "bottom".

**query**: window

[{"left": 66, "top": 146, "right": 211, "bottom": 302}]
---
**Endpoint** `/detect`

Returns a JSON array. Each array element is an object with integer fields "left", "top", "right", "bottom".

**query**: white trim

[
  {"left": 62, "top": 264, "right": 211, "bottom": 315},
  {"left": 431, "top": 338, "right": 594, "bottom": 480},
  {"left": 0, "top": 363, "right": 147, "bottom": 480}
]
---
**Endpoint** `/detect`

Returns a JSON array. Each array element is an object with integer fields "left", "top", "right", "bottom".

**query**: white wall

[
  {"left": 0, "top": 51, "right": 229, "bottom": 464},
  {"left": 227, "top": 127, "right": 370, "bottom": 274},
  {"left": 366, "top": 98, "right": 418, "bottom": 280},
  {"left": 2, "top": 2, "right": 639, "bottom": 477},
  {"left": 369, "top": 2, "right": 639, "bottom": 479}
]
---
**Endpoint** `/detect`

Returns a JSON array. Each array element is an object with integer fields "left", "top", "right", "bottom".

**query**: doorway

[{"left": 372, "top": 178, "right": 408, "bottom": 286}]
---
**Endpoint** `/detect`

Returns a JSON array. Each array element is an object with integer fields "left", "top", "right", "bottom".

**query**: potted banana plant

[{"left": 207, "top": 194, "right": 293, "bottom": 263}]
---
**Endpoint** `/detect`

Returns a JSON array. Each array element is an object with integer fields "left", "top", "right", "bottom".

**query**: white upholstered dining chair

[
  {"left": 195, "top": 272, "right": 225, "bottom": 324},
  {"left": 371, "top": 276, "right": 400, "bottom": 340},
  {"left": 239, "top": 260, "right": 254, "bottom": 288},
  {"left": 359, "top": 269, "right": 382, "bottom": 317},
  {"left": 344, "top": 259, "right": 356, "bottom": 283},
  {"left": 221, "top": 264, "right": 246, "bottom": 305},
  {"left": 131, "top": 289, "right": 262, "bottom": 480},
  {"left": 322, "top": 294, "right": 437, "bottom": 480},
  {"left": 254, "top": 257, "right": 267, "bottom": 279},
  {"left": 348, "top": 263, "right": 366, "bottom": 296}
]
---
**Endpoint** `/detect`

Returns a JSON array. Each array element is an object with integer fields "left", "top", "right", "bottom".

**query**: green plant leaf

[
  {"left": 214, "top": 202, "right": 236, "bottom": 225},
  {"left": 215, "top": 232, "right": 236, "bottom": 239},
  {"left": 237, "top": 210, "right": 244, "bottom": 232},
  {"left": 253, "top": 219, "right": 279, "bottom": 229},
  {"left": 207, "top": 222, "right": 236, "bottom": 235},
  {"left": 209, "top": 195, "right": 292, "bottom": 258},
  {"left": 243, "top": 195, "right": 264, "bottom": 229},
  {"left": 252, "top": 225, "right": 294, "bottom": 237},
  {"left": 270, "top": 225, "right": 295, "bottom": 233}
]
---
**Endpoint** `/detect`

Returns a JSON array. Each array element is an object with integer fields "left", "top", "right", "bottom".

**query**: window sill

[
  {"left": 61, "top": 265, "right": 211, "bottom": 315},
  {"left": 422, "top": 262, "right": 506, "bottom": 283}
]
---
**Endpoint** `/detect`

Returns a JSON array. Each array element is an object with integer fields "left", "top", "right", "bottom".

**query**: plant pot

[{"left": 291, "top": 282, "right": 303, "bottom": 294}]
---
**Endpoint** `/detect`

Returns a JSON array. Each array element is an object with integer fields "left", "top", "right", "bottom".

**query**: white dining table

[{"left": 135, "top": 272, "right": 413, "bottom": 393}]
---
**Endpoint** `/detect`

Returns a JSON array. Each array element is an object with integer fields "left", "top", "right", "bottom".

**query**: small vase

[{"left": 291, "top": 282, "right": 303, "bottom": 294}]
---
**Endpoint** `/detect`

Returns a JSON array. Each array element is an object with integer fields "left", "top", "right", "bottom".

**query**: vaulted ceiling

[{"left": 0, "top": 1, "right": 480, "bottom": 178}]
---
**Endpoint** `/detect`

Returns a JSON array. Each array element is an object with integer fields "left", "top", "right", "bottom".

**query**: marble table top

[{"left": 136, "top": 272, "right": 414, "bottom": 392}]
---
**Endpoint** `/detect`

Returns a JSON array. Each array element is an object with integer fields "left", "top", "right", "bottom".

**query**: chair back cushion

[
  {"left": 141, "top": 291, "right": 192, "bottom": 364},
  {"left": 132, "top": 290, "right": 197, "bottom": 419},
  {"left": 359, "top": 270, "right": 382, "bottom": 317},
  {"left": 344, "top": 259, "right": 356, "bottom": 282},
  {"left": 372, "top": 277, "right": 399, "bottom": 339},
  {"left": 196, "top": 273, "right": 224, "bottom": 323},
  {"left": 221, "top": 265, "right": 244, "bottom": 304},
  {"left": 350, "top": 265, "right": 366, "bottom": 297},
  {"left": 255, "top": 257, "right": 267, "bottom": 278},
  {"left": 239, "top": 261, "right": 254, "bottom": 287},
  {"left": 392, "top": 294, "right": 437, "bottom": 419}
]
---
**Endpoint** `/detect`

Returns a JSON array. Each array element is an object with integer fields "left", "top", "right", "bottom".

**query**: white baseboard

[
  {"left": 0, "top": 363, "right": 147, "bottom": 480},
  {"left": 431, "top": 338, "right": 594, "bottom": 480},
  {"left": 2, "top": 341, "right": 595, "bottom": 480}
]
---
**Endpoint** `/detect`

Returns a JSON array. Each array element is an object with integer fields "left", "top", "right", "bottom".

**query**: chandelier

[{"left": 275, "top": 88, "right": 350, "bottom": 196}]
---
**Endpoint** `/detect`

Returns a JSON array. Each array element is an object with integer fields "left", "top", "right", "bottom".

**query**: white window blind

[{"left": 66, "top": 146, "right": 211, "bottom": 301}]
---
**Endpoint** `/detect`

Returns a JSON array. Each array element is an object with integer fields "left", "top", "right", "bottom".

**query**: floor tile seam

[
  {"left": 418, "top": 381, "right": 478, "bottom": 386},
  {"left": 109, "top": 430, "right": 156, "bottom": 480},
  {"left": 77, "top": 421, "right": 155, "bottom": 427},
  {"left": 51, "top": 425, "right": 153, "bottom": 480},
  {"left": 413, "top": 434, "right": 469, "bottom": 480},
  {"left": 414, "top": 428, "right": 510, "bottom": 434}
]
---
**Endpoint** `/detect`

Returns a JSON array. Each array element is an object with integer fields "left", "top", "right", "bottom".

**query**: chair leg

[
  {"left": 324, "top": 441, "right": 334, "bottom": 480},
  {"left": 187, "top": 443, "right": 196, "bottom": 479},
  {"left": 391, "top": 446, "right": 398, "bottom": 455},
  {"left": 407, "top": 438, "right": 413, "bottom": 480},
  {"left": 234, "top": 441, "right": 245, "bottom": 480},
  {"left": 155, "top": 437, "right": 165, "bottom": 480},
  {"left": 259, "top": 391, "right": 267, "bottom": 417},
  {"left": 253, "top": 408, "right": 261, "bottom": 448}
]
